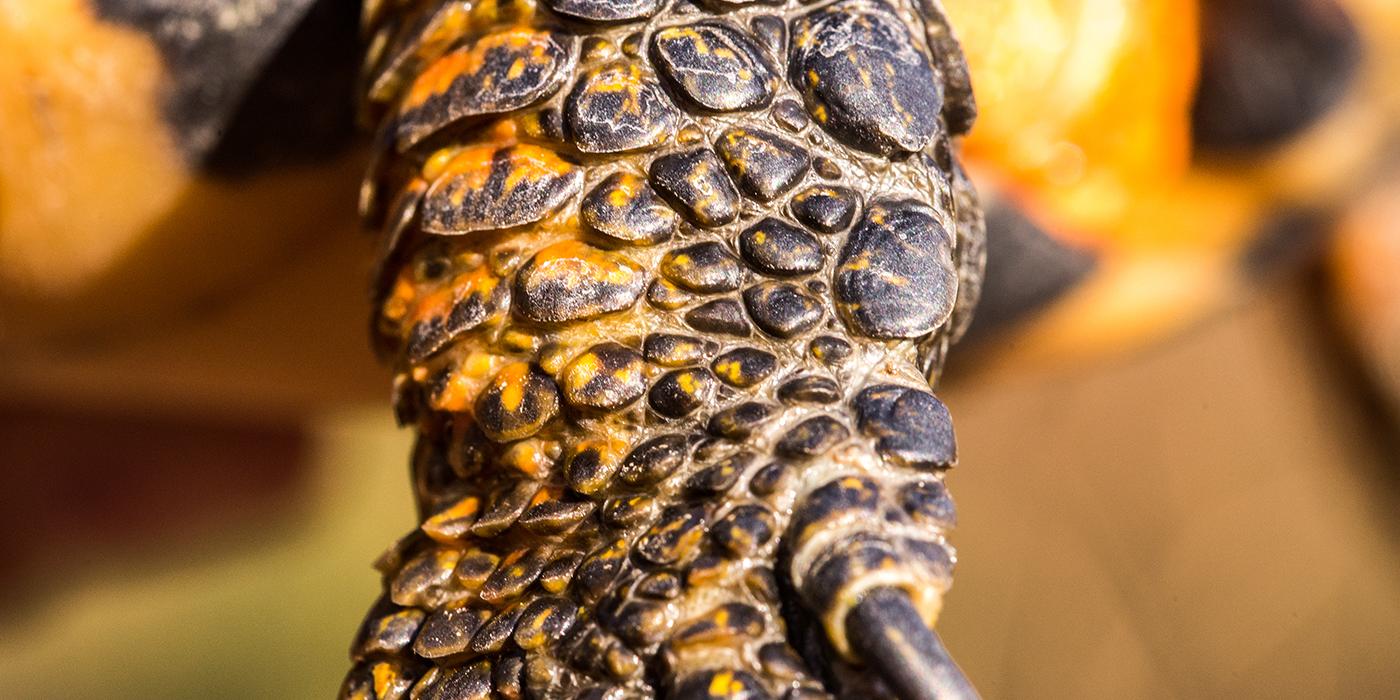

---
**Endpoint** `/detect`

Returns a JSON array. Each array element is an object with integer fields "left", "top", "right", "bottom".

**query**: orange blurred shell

[{"left": 946, "top": 0, "right": 1198, "bottom": 242}]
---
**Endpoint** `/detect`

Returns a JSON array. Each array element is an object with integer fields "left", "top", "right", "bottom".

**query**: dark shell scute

[
  {"left": 685, "top": 451, "right": 752, "bottom": 495},
  {"left": 711, "top": 347, "right": 779, "bottom": 388},
  {"left": 673, "top": 670, "right": 771, "bottom": 700},
  {"left": 397, "top": 29, "right": 574, "bottom": 150},
  {"left": 748, "top": 462, "right": 791, "bottom": 497},
  {"left": 777, "top": 375, "right": 842, "bottom": 404},
  {"left": 475, "top": 363, "right": 561, "bottom": 442},
  {"left": 750, "top": 14, "right": 788, "bottom": 57},
  {"left": 560, "top": 342, "right": 648, "bottom": 411},
  {"left": 423, "top": 145, "right": 583, "bottom": 235},
  {"left": 743, "top": 281, "right": 825, "bottom": 339},
  {"left": 413, "top": 607, "right": 490, "bottom": 659},
  {"left": 900, "top": 479, "right": 957, "bottom": 529},
  {"left": 739, "top": 218, "right": 825, "bottom": 276},
  {"left": 714, "top": 127, "right": 811, "bottom": 202},
  {"left": 661, "top": 242, "right": 746, "bottom": 294},
  {"left": 685, "top": 299, "right": 753, "bottom": 337},
  {"left": 789, "top": 475, "right": 880, "bottom": 534},
  {"left": 636, "top": 506, "right": 707, "bottom": 565},
  {"left": 672, "top": 601, "right": 766, "bottom": 645},
  {"left": 854, "top": 384, "right": 956, "bottom": 468},
  {"left": 619, "top": 434, "right": 690, "bottom": 486},
  {"left": 405, "top": 271, "right": 510, "bottom": 363},
  {"left": 354, "top": 603, "right": 425, "bottom": 659},
  {"left": 790, "top": 185, "right": 860, "bottom": 234},
  {"left": 649, "top": 368, "right": 719, "bottom": 418},
  {"left": 546, "top": 0, "right": 663, "bottom": 22},
  {"left": 636, "top": 571, "right": 683, "bottom": 600},
  {"left": 581, "top": 172, "right": 678, "bottom": 246},
  {"left": 565, "top": 63, "right": 680, "bottom": 154},
  {"left": 644, "top": 333, "right": 718, "bottom": 367},
  {"left": 773, "top": 99, "right": 811, "bottom": 132},
  {"left": 513, "top": 597, "right": 579, "bottom": 650},
  {"left": 809, "top": 335, "right": 854, "bottom": 366},
  {"left": 514, "top": 242, "right": 647, "bottom": 323},
  {"left": 649, "top": 148, "right": 742, "bottom": 228},
  {"left": 647, "top": 278, "right": 695, "bottom": 310},
  {"left": 651, "top": 23, "right": 779, "bottom": 112},
  {"left": 789, "top": 0, "right": 943, "bottom": 154},
  {"left": 776, "top": 415, "right": 851, "bottom": 458},
  {"left": 707, "top": 401, "right": 776, "bottom": 440},
  {"left": 710, "top": 505, "right": 777, "bottom": 556},
  {"left": 471, "top": 480, "right": 539, "bottom": 536},
  {"left": 834, "top": 199, "right": 956, "bottom": 339},
  {"left": 416, "top": 660, "right": 494, "bottom": 700}
]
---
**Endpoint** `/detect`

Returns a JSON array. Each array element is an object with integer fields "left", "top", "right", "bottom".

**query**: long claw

[{"left": 847, "top": 587, "right": 979, "bottom": 700}]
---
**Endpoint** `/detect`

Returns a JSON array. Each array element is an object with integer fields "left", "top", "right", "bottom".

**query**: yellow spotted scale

[{"left": 345, "top": 0, "right": 984, "bottom": 697}]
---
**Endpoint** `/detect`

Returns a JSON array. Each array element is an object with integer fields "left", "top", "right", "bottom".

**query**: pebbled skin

[{"left": 344, "top": 0, "right": 984, "bottom": 698}]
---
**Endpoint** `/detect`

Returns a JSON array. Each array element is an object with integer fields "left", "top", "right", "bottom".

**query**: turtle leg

[{"left": 345, "top": 0, "right": 986, "bottom": 697}]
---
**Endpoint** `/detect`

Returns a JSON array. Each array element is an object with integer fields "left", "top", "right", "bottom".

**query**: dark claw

[{"left": 846, "top": 587, "right": 979, "bottom": 700}]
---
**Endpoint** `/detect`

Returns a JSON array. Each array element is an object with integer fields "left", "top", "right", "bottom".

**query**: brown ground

[{"left": 945, "top": 283, "right": 1400, "bottom": 697}]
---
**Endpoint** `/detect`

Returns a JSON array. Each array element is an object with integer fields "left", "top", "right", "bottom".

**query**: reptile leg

[{"left": 343, "top": 0, "right": 985, "bottom": 697}]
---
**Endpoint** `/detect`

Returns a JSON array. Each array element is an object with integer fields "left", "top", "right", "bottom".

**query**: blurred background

[{"left": 2, "top": 0, "right": 1399, "bottom": 697}]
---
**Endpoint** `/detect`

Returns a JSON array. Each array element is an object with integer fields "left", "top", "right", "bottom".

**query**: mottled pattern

[
  {"left": 834, "top": 199, "right": 958, "bottom": 339},
  {"left": 351, "top": 0, "right": 983, "bottom": 697},
  {"left": 650, "top": 23, "right": 779, "bottom": 113},
  {"left": 422, "top": 144, "right": 583, "bottom": 235},
  {"left": 715, "top": 127, "right": 812, "bottom": 202},
  {"left": 580, "top": 173, "right": 677, "bottom": 246},
  {"left": 661, "top": 242, "right": 745, "bottom": 294},
  {"left": 565, "top": 63, "right": 679, "bottom": 154},
  {"left": 649, "top": 149, "right": 743, "bottom": 229},
  {"left": 514, "top": 242, "right": 646, "bottom": 323},
  {"left": 739, "top": 218, "right": 825, "bottom": 277},
  {"left": 397, "top": 28, "right": 574, "bottom": 150},
  {"left": 545, "top": 0, "right": 662, "bottom": 23},
  {"left": 790, "top": 186, "right": 861, "bottom": 235},
  {"left": 790, "top": 0, "right": 944, "bottom": 155}
]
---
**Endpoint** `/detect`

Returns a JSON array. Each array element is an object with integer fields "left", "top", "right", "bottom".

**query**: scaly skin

[{"left": 343, "top": 0, "right": 984, "bottom": 697}]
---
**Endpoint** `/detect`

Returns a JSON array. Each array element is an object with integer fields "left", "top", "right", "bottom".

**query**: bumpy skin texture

[{"left": 345, "top": 0, "right": 983, "bottom": 698}]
